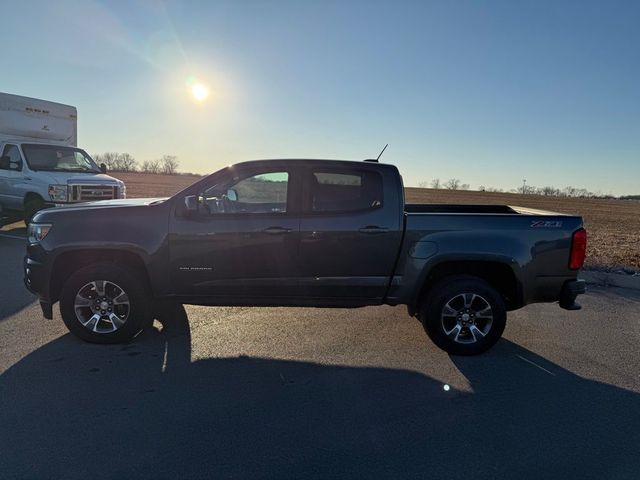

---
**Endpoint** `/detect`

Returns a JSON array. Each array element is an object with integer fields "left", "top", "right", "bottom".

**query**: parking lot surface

[{"left": 1, "top": 225, "right": 639, "bottom": 479}]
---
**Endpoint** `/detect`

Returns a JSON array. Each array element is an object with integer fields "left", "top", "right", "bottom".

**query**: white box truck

[{"left": 0, "top": 92, "right": 125, "bottom": 224}]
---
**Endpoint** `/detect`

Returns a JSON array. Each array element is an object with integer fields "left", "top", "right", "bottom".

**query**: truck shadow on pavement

[{"left": 0, "top": 303, "right": 638, "bottom": 480}]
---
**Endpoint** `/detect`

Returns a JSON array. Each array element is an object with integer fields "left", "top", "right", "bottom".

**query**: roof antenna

[
  {"left": 376, "top": 144, "right": 388, "bottom": 162},
  {"left": 365, "top": 144, "right": 388, "bottom": 163}
]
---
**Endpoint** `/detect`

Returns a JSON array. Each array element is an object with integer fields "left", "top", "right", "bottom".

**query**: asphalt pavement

[{"left": 1, "top": 225, "right": 639, "bottom": 479}]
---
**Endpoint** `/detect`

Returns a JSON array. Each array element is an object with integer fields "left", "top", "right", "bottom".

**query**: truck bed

[
  {"left": 388, "top": 205, "right": 582, "bottom": 308},
  {"left": 405, "top": 203, "right": 564, "bottom": 216}
]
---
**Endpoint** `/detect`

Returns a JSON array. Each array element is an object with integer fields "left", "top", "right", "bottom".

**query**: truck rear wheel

[
  {"left": 419, "top": 275, "right": 506, "bottom": 355},
  {"left": 59, "top": 263, "right": 153, "bottom": 344}
]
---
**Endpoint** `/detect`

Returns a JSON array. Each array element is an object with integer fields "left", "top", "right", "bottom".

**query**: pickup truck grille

[{"left": 69, "top": 185, "right": 119, "bottom": 202}]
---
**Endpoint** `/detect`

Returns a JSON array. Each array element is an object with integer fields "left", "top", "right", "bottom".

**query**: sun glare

[{"left": 191, "top": 83, "right": 210, "bottom": 102}]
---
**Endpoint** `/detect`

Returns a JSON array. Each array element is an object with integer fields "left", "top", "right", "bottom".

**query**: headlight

[
  {"left": 27, "top": 223, "right": 52, "bottom": 243},
  {"left": 120, "top": 183, "right": 127, "bottom": 199},
  {"left": 48, "top": 184, "right": 68, "bottom": 202}
]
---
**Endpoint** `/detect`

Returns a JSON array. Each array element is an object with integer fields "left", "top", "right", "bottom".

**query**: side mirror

[
  {"left": 226, "top": 188, "right": 238, "bottom": 202},
  {"left": 9, "top": 159, "right": 22, "bottom": 171},
  {"left": 100, "top": 163, "right": 107, "bottom": 174},
  {"left": 0, "top": 156, "right": 10, "bottom": 170},
  {"left": 183, "top": 195, "right": 199, "bottom": 215}
]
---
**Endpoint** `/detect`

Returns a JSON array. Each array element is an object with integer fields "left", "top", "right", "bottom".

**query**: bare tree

[
  {"left": 97, "top": 152, "right": 120, "bottom": 171},
  {"left": 460, "top": 183, "right": 470, "bottom": 190},
  {"left": 430, "top": 178, "right": 441, "bottom": 189},
  {"left": 118, "top": 153, "right": 138, "bottom": 172},
  {"left": 92, "top": 152, "right": 138, "bottom": 172},
  {"left": 418, "top": 181, "right": 430, "bottom": 188},
  {"left": 444, "top": 178, "right": 461, "bottom": 190},
  {"left": 161, "top": 155, "right": 179, "bottom": 175},
  {"left": 141, "top": 159, "right": 162, "bottom": 174},
  {"left": 575, "top": 188, "right": 592, "bottom": 198}
]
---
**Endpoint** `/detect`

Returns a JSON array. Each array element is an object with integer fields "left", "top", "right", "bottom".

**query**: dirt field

[
  {"left": 112, "top": 172, "right": 640, "bottom": 271},
  {"left": 115, "top": 172, "right": 203, "bottom": 198},
  {"left": 406, "top": 188, "right": 640, "bottom": 272}
]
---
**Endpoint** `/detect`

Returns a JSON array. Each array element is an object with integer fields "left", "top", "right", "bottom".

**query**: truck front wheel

[
  {"left": 59, "top": 263, "right": 153, "bottom": 344},
  {"left": 419, "top": 275, "right": 506, "bottom": 355},
  {"left": 24, "top": 196, "right": 45, "bottom": 225}
]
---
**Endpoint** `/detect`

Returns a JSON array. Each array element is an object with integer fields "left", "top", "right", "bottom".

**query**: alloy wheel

[
  {"left": 441, "top": 293, "right": 493, "bottom": 344},
  {"left": 74, "top": 280, "right": 130, "bottom": 334}
]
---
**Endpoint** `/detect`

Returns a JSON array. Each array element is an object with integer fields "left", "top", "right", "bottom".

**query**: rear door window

[{"left": 309, "top": 169, "right": 383, "bottom": 213}]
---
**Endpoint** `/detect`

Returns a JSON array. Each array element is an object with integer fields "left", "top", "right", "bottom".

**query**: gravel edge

[{"left": 580, "top": 270, "right": 640, "bottom": 290}]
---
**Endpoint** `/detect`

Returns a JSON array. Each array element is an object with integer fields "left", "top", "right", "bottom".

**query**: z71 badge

[{"left": 530, "top": 220, "right": 563, "bottom": 228}]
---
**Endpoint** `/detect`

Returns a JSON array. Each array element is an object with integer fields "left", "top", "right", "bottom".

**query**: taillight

[{"left": 569, "top": 228, "right": 587, "bottom": 270}]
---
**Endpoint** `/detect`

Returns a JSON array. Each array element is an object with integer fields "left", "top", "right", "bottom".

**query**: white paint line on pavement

[
  {"left": 0, "top": 233, "right": 26, "bottom": 240},
  {"left": 162, "top": 341, "right": 169, "bottom": 373},
  {"left": 515, "top": 354, "right": 556, "bottom": 376}
]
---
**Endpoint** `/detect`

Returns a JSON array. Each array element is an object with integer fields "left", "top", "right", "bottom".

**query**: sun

[{"left": 191, "top": 83, "right": 210, "bottom": 102}]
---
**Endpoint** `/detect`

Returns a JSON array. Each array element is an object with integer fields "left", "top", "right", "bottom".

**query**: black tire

[
  {"left": 419, "top": 275, "right": 506, "bottom": 356},
  {"left": 60, "top": 263, "right": 153, "bottom": 344},
  {"left": 24, "top": 196, "right": 45, "bottom": 225}
]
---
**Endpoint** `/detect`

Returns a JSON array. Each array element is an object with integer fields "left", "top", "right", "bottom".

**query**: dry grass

[{"left": 112, "top": 172, "right": 640, "bottom": 271}]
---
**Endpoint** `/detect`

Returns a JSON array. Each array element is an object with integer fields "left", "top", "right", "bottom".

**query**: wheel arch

[
  {"left": 411, "top": 260, "right": 523, "bottom": 315},
  {"left": 49, "top": 249, "right": 152, "bottom": 303},
  {"left": 24, "top": 191, "right": 44, "bottom": 205}
]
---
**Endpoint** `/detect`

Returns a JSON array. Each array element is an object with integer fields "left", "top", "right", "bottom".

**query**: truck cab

[{"left": 0, "top": 92, "right": 125, "bottom": 224}]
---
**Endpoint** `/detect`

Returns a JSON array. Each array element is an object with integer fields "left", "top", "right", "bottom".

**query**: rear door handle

[
  {"left": 262, "top": 226, "right": 292, "bottom": 235},
  {"left": 358, "top": 226, "right": 389, "bottom": 234}
]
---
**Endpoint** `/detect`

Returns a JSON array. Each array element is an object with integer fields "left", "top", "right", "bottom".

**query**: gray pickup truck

[{"left": 24, "top": 159, "right": 587, "bottom": 355}]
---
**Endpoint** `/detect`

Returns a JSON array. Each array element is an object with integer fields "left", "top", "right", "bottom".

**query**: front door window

[{"left": 200, "top": 171, "right": 289, "bottom": 215}]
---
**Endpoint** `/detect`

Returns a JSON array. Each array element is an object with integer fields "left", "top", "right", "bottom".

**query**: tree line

[
  {"left": 418, "top": 178, "right": 620, "bottom": 199},
  {"left": 418, "top": 179, "right": 471, "bottom": 191},
  {"left": 92, "top": 152, "right": 180, "bottom": 175}
]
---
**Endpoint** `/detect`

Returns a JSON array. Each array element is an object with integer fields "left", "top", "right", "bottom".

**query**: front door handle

[
  {"left": 358, "top": 225, "right": 389, "bottom": 234},
  {"left": 262, "top": 226, "right": 292, "bottom": 235}
]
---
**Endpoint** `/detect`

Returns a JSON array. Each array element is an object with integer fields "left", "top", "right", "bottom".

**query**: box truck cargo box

[{"left": 0, "top": 93, "right": 77, "bottom": 146}]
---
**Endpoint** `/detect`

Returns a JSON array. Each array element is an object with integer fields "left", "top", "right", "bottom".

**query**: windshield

[{"left": 21, "top": 144, "right": 101, "bottom": 173}]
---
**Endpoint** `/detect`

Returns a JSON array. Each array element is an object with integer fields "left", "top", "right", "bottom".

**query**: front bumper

[
  {"left": 559, "top": 279, "right": 586, "bottom": 310},
  {"left": 24, "top": 254, "right": 54, "bottom": 319},
  {"left": 24, "top": 255, "right": 42, "bottom": 295}
]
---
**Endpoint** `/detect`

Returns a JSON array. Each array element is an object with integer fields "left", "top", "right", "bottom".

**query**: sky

[{"left": 1, "top": 0, "right": 639, "bottom": 195}]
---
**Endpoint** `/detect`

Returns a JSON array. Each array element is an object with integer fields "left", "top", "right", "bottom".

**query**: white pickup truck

[{"left": 0, "top": 92, "right": 125, "bottom": 224}]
